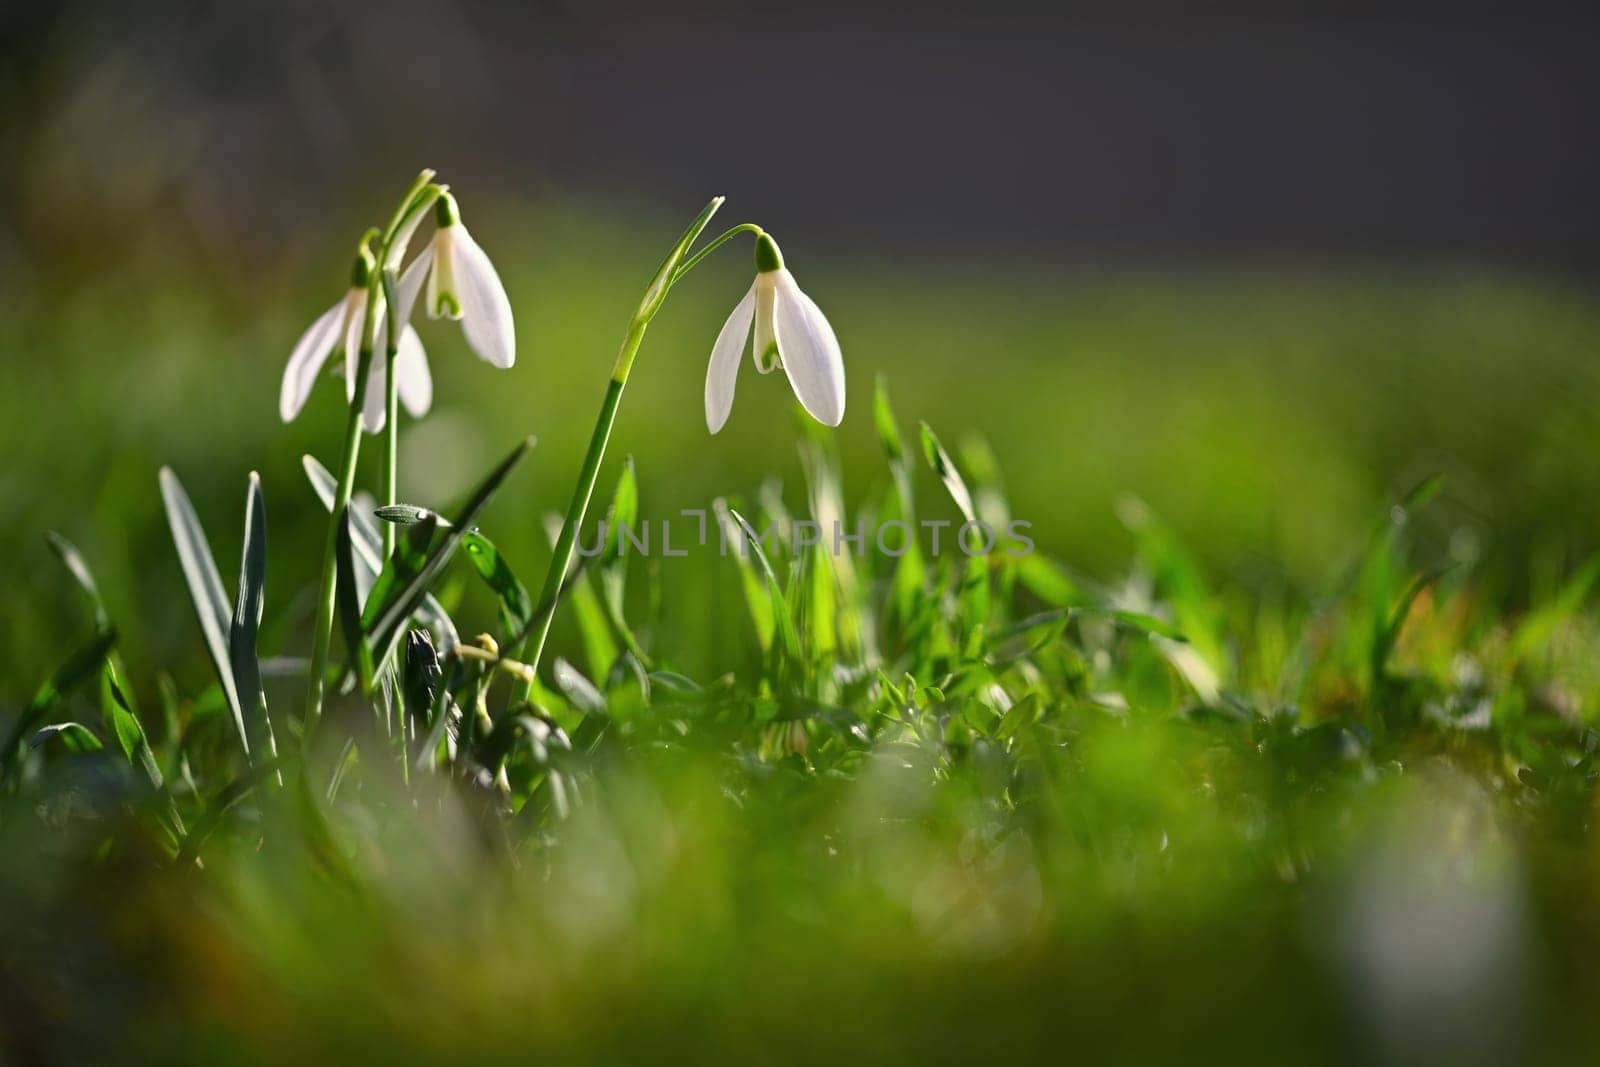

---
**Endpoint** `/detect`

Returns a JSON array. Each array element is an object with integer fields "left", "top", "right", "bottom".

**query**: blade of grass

[{"left": 2, "top": 627, "right": 118, "bottom": 776}]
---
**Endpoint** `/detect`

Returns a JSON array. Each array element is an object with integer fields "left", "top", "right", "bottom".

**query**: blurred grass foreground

[{"left": 4, "top": 185, "right": 1600, "bottom": 1067}]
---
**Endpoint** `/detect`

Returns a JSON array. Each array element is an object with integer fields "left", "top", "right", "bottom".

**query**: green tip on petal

[
  {"left": 435, "top": 192, "right": 461, "bottom": 228},
  {"left": 754, "top": 233, "right": 784, "bottom": 273},
  {"left": 350, "top": 245, "right": 376, "bottom": 287}
]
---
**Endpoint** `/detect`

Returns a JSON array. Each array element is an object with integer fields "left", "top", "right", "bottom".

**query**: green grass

[{"left": 4, "top": 203, "right": 1600, "bottom": 1063}]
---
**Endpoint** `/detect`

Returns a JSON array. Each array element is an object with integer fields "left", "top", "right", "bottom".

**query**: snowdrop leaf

[
  {"left": 375, "top": 504, "right": 449, "bottom": 527},
  {"left": 44, "top": 532, "right": 108, "bottom": 627},
  {"left": 228, "top": 473, "right": 276, "bottom": 761},
  {"left": 303, "top": 456, "right": 458, "bottom": 653},
  {"left": 727, "top": 506, "right": 803, "bottom": 669},
  {"left": 29, "top": 721, "right": 104, "bottom": 755},
  {"left": 872, "top": 375, "right": 907, "bottom": 466},
  {"left": 601, "top": 457, "right": 638, "bottom": 568},
  {"left": 159, "top": 467, "right": 251, "bottom": 759},
  {"left": 336, "top": 510, "right": 377, "bottom": 693},
  {"left": 101, "top": 668, "right": 165, "bottom": 790},
  {"left": 361, "top": 514, "right": 438, "bottom": 634},
  {"left": 917, "top": 423, "right": 978, "bottom": 526},
  {"left": 552, "top": 658, "right": 607, "bottom": 716},
  {"left": 366, "top": 436, "right": 536, "bottom": 666},
  {"left": 463, "top": 531, "right": 533, "bottom": 639},
  {"left": 0, "top": 627, "right": 117, "bottom": 773},
  {"left": 637, "top": 196, "right": 724, "bottom": 323}
]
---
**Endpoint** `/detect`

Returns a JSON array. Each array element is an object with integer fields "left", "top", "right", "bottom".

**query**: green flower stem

[
  {"left": 509, "top": 362, "right": 630, "bottom": 705},
  {"left": 671, "top": 223, "right": 764, "bottom": 283},
  {"left": 509, "top": 198, "right": 735, "bottom": 704},
  {"left": 304, "top": 340, "right": 376, "bottom": 737},
  {"left": 304, "top": 172, "right": 444, "bottom": 737},
  {"left": 381, "top": 269, "right": 401, "bottom": 560}
]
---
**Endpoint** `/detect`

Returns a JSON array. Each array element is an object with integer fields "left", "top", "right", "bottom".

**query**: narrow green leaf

[
  {"left": 714, "top": 499, "right": 776, "bottom": 653},
  {"left": 336, "top": 511, "right": 376, "bottom": 692},
  {"left": 1510, "top": 554, "right": 1600, "bottom": 663},
  {"left": 1014, "top": 554, "right": 1085, "bottom": 607},
  {"left": 44, "top": 532, "right": 109, "bottom": 628},
  {"left": 367, "top": 436, "right": 536, "bottom": 665},
  {"left": 2, "top": 627, "right": 117, "bottom": 772},
  {"left": 159, "top": 467, "right": 251, "bottom": 758},
  {"left": 101, "top": 669, "right": 167, "bottom": 791},
  {"left": 727, "top": 506, "right": 803, "bottom": 667},
  {"left": 361, "top": 513, "right": 439, "bottom": 632},
  {"left": 873, "top": 374, "right": 908, "bottom": 464},
  {"left": 918, "top": 422, "right": 977, "bottom": 525},
  {"left": 637, "top": 196, "right": 724, "bottom": 321},
  {"left": 30, "top": 722, "right": 104, "bottom": 754},
  {"left": 375, "top": 504, "right": 451, "bottom": 527},
  {"left": 600, "top": 456, "right": 638, "bottom": 567},
  {"left": 463, "top": 531, "right": 534, "bottom": 638},
  {"left": 303, "top": 455, "right": 460, "bottom": 652},
  {"left": 1374, "top": 564, "right": 1455, "bottom": 678},
  {"left": 552, "top": 658, "right": 607, "bottom": 716},
  {"left": 229, "top": 472, "right": 276, "bottom": 761},
  {"left": 402, "top": 630, "right": 443, "bottom": 730}
]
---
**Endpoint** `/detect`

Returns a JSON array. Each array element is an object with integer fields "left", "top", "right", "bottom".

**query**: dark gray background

[{"left": 3, "top": 0, "right": 1599, "bottom": 275}]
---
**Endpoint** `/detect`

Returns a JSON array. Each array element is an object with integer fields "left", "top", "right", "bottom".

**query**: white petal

[
  {"left": 395, "top": 326, "right": 433, "bottom": 417},
  {"left": 449, "top": 225, "right": 516, "bottom": 369},
  {"left": 752, "top": 273, "right": 779, "bottom": 374},
  {"left": 344, "top": 289, "right": 370, "bottom": 404},
  {"left": 369, "top": 251, "right": 430, "bottom": 358},
  {"left": 772, "top": 271, "right": 845, "bottom": 427},
  {"left": 395, "top": 246, "right": 432, "bottom": 325},
  {"left": 427, "top": 229, "right": 458, "bottom": 320},
  {"left": 386, "top": 206, "right": 430, "bottom": 272},
  {"left": 360, "top": 352, "right": 387, "bottom": 434},
  {"left": 280, "top": 297, "right": 345, "bottom": 422},
  {"left": 705, "top": 282, "right": 757, "bottom": 434}
]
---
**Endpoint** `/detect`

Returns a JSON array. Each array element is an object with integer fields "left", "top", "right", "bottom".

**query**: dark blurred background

[
  {"left": 5, "top": 1, "right": 1600, "bottom": 278},
  {"left": 3, "top": 1, "right": 1600, "bottom": 685}
]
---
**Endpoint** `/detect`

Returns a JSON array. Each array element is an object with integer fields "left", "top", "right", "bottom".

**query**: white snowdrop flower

[
  {"left": 406, "top": 193, "right": 516, "bottom": 370},
  {"left": 279, "top": 248, "right": 433, "bottom": 432},
  {"left": 704, "top": 233, "right": 844, "bottom": 434},
  {"left": 347, "top": 251, "right": 433, "bottom": 434}
]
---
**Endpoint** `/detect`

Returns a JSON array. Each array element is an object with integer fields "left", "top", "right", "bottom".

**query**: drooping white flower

[
  {"left": 347, "top": 251, "right": 432, "bottom": 434},
  {"left": 280, "top": 248, "right": 433, "bottom": 433},
  {"left": 403, "top": 193, "right": 516, "bottom": 370},
  {"left": 705, "top": 234, "right": 844, "bottom": 434}
]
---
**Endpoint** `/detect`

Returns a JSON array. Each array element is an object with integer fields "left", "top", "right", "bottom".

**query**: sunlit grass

[{"left": 4, "top": 199, "right": 1600, "bottom": 1062}]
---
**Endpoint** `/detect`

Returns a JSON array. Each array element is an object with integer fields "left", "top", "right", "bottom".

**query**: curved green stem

[
  {"left": 672, "top": 223, "right": 763, "bottom": 283},
  {"left": 381, "top": 269, "right": 401, "bottom": 560},
  {"left": 509, "top": 351, "right": 633, "bottom": 702},
  {"left": 508, "top": 199, "right": 733, "bottom": 705}
]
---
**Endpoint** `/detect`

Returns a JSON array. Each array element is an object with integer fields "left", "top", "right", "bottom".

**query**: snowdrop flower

[
  {"left": 404, "top": 193, "right": 516, "bottom": 369},
  {"left": 705, "top": 233, "right": 844, "bottom": 434},
  {"left": 279, "top": 248, "right": 432, "bottom": 434}
]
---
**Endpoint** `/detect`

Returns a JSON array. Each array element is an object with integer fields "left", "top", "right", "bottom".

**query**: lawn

[{"left": 3, "top": 190, "right": 1600, "bottom": 1063}]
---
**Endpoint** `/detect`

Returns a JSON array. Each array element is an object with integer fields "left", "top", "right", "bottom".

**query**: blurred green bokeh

[{"left": 4, "top": 198, "right": 1598, "bottom": 698}]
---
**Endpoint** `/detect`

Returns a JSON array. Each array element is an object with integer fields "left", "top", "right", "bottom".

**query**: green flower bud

[
  {"left": 349, "top": 244, "right": 376, "bottom": 288},
  {"left": 754, "top": 233, "right": 784, "bottom": 273},
  {"left": 435, "top": 191, "right": 461, "bottom": 228}
]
